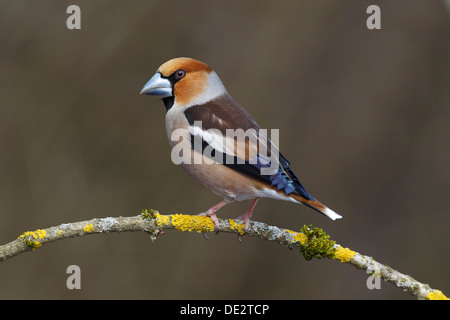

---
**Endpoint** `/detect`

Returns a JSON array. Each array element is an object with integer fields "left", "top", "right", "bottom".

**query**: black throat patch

[
  {"left": 162, "top": 97, "right": 175, "bottom": 111},
  {"left": 160, "top": 70, "right": 185, "bottom": 112}
]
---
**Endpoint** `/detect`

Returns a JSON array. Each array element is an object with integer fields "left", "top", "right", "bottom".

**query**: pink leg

[
  {"left": 238, "top": 198, "right": 260, "bottom": 234},
  {"left": 199, "top": 200, "right": 228, "bottom": 233}
]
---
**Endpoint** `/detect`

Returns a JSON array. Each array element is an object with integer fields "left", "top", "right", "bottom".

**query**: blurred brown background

[{"left": 0, "top": 0, "right": 449, "bottom": 299}]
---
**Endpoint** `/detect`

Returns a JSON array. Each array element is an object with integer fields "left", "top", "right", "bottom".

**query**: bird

[{"left": 140, "top": 57, "right": 342, "bottom": 233}]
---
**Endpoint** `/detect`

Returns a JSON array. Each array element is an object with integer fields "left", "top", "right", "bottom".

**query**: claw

[
  {"left": 197, "top": 200, "right": 228, "bottom": 234},
  {"left": 234, "top": 198, "right": 259, "bottom": 241}
]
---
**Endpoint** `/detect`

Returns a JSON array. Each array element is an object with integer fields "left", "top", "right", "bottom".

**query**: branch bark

[{"left": 0, "top": 210, "right": 447, "bottom": 300}]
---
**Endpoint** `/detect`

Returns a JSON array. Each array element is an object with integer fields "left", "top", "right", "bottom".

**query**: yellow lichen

[
  {"left": 18, "top": 229, "right": 47, "bottom": 250},
  {"left": 426, "top": 290, "right": 449, "bottom": 300},
  {"left": 57, "top": 229, "right": 63, "bottom": 236},
  {"left": 334, "top": 246, "right": 356, "bottom": 263},
  {"left": 155, "top": 212, "right": 170, "bottom": 228},
  {"left": 171, "top": 214, "right": 215, "bottom": 233},
  {"left": 229, "top": 219, "right": 246, "bottom": 235},
  {"left": 19, "top": 229, "right": 46, "bottom": 240},
  {"left": 83, "top": 224, "right": 94, "bottom": 233},
  {"left": 286, "top": 229, "right": 308, "bottom": 244}
]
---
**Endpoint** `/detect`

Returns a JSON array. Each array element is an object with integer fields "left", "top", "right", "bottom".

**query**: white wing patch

[{"left": 188, "top": 125, "right": 235, "bottom": 157}]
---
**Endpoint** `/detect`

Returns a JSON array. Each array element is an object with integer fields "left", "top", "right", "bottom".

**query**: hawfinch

[{"left": 141, "top": 57, "right": 341, "bottom": 232}]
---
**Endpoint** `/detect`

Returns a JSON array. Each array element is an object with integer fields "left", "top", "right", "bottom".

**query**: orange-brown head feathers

[
  {"left": 141, "top": 57, "right": 227, "bottom": 110},
  {"left": 157, "top": 57, "right": 212, "bottom": 77}
]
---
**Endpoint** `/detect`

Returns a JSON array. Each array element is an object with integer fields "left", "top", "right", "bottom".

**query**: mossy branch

[{"left": 0, "top": 210, "right": 447, "bottom": 300}]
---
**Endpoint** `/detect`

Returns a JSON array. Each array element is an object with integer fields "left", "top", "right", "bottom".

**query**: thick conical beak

[{"left": 140, "top": 72, "right": 172, "bottom": 97}]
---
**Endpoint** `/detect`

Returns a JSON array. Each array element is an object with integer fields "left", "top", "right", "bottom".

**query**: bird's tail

[{"left": 290, "top": 194, "right": 342, "bottom": 220}]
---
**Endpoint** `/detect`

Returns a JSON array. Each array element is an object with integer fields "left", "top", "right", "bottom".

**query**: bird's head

[{"left": 140, "top": 57, "right": 227, "bottom": 111}]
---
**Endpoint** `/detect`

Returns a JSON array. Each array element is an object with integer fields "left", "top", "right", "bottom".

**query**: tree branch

[{"left": 0, "top": 210, "right": 447, "bottom": 300}]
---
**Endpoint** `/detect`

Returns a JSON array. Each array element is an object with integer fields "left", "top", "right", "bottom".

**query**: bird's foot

[
  {"left": 235, "top": 212, "right": 252, "bottom": 242},
  {"left": 197, "top": 200, "right": 228, "bottom": 236},
  {"left": 198, "top": 211, "right": 220, "bottom": 234},
  {"left": 235, "top": 198, "right": 259, "bottom": 241}
]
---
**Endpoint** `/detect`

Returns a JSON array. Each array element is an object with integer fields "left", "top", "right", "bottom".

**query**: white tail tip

[{"left": 324, "top": 207, "right": 343, "bottom": 220}]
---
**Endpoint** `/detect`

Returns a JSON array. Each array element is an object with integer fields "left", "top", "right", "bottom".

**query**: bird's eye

[{"left": 175, "top": 69, "right": 186, "bottom": 80}]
